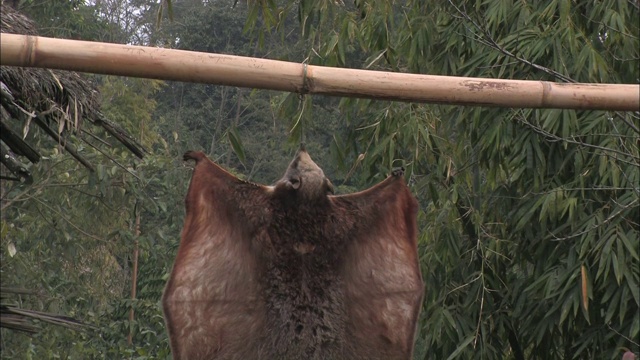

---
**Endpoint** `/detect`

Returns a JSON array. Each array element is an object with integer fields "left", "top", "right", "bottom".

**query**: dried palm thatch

[
  {"left": 0, "top": 287, "right": 92, "bottom": 337},
  {"left": 0, "top": 3, "right": 145, "bottom": 183},
  {"left": 0, "top": 4, "right": 139, "bottom": 339}
]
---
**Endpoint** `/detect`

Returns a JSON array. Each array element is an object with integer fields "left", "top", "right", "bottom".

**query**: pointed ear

[
  {"left": 288, "top": 177, "right": 301, "bottom": 190},
  {"left": 326, "top": 178, "right": 334, "bottom": 194}
]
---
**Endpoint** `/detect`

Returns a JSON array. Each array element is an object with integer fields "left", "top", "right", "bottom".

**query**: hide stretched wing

[
  {"left": 163, "top": 151, "right": 423, "bottom": 360},
  {"left": 332, "top": 172, "right": 424, "bottom": 359}
]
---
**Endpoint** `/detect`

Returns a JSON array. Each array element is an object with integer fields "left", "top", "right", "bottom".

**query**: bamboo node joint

[{"left": 300, "top": 63, "right": 310, "bottom": 95}]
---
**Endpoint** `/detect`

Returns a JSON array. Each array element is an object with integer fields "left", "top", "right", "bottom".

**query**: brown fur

[{"left": 162, "top": 148, "right": 424, "bottom": 359}]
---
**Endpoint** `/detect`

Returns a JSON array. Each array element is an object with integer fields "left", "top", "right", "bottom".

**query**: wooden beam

[{"left": 1, "top": 33, "right": 638, "bottom": 111}]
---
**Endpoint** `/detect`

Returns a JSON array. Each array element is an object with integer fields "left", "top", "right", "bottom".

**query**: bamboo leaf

[
  {"left": 559, "top": 295, "right": 574, "bottom": 325},
  {"left": 442, "top": 308, "right": 456, "bottom": 330},
  {"left": 619, "top": 284, "right": 629, "bottom": 325},
  {"left": 612, "top": 252, "right": 622, "bottom": 285},
  {"left": 445, "top": 335, "right": 475, "bottom": 360},
  {"left": 337, "top": 37, "right": 346, "bottom": 65},
  {"left": 325, "top": 33, "right": 339, "bottom": 57},
  {"left": 165, "top": 0, "right": 174, "bottom": 21},
  {"left": 8, "top": 242, "right": 17, "bottom": 257},
  {"left": 227, "top": 128, "right": 246, "bottom": 164},
  {"left": 580, "top": 264, "right": 589, "bottom": 313},
  {"left": 559, "top": 0, "right": 570, "bottom": 22},
  {"left": 618, "top": 228, "right": 639, "bottom": 260},
  {"left": 631, "top": 310, "right": 640, "bottom": 341}
]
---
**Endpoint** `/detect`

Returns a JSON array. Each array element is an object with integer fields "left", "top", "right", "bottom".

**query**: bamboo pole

[
  {"left": 127, "top": 205, "right": 140, "bottom": 346},
  {"left": 1, "top": 33, "right": 638, "bottom": 111}
]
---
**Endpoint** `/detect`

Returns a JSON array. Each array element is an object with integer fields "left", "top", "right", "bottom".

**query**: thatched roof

[
  {"left": 0, "top": 287, "right": 91, "bottom": 336},
  {"left": 0, "top": 3, "right": 145, "bottom": 183}
]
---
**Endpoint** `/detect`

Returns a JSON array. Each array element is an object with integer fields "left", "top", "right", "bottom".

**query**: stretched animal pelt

[{"left": 163, "top": 147, "right": 424, "bottom": 360}]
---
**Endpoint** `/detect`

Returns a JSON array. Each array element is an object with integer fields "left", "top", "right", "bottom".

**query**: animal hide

[{"left": 163, "top": 147, "right": 424, "bottom": 360}]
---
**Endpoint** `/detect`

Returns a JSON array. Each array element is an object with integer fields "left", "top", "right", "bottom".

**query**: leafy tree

[
  {"left": 1, "top": 5, "right": 175, "bottom": 356},
  {"left": 2, "top": 1, "right": 637, "bottom": 359},
  {"left": 248, "top": 1, "right": 640, "bottom": 359},
  {"left": 0, "top": 91, "right": 178, "bottom": 359}
]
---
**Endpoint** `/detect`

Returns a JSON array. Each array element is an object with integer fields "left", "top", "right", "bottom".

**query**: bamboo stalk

[
  {"left": 1, "top": 33, "right": 638, "bottom": 111},
  {"left": 127, "top": 206, "right": 140, "bottom": 346}
]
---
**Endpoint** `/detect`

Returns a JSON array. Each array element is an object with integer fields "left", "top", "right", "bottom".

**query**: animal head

[{"left": 276, "top": 145, "right": 334, "bottom": 200}]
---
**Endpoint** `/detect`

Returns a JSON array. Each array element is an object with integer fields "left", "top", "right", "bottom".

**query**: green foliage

[
  {"left": 2, "top": 0, "right": 638, "bottom": 359},
  {"left": 1, "top": 145, "right": 181, "bottom": 358},
  {"left": 100, "top": 76, "right": 166, "bottom": 149},
  {"left": 16, "top": 0, "right": 110, "bottom": 41},
  {"left": 2, "top": 2, "right": 327, "bottom": 357},
  {"left": 1, "top": 5, "right": 176, "bottom": 354},
  {"left": 248, "top": 0, "right": 640, "bottom": 359},
  {"left": 151, "top": 0, "right": 344, "bottom": 184}
]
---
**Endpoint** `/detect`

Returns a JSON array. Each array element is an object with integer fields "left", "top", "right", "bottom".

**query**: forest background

[{"left": 0, "top": 0, "right": 638, "bottom": 359}]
